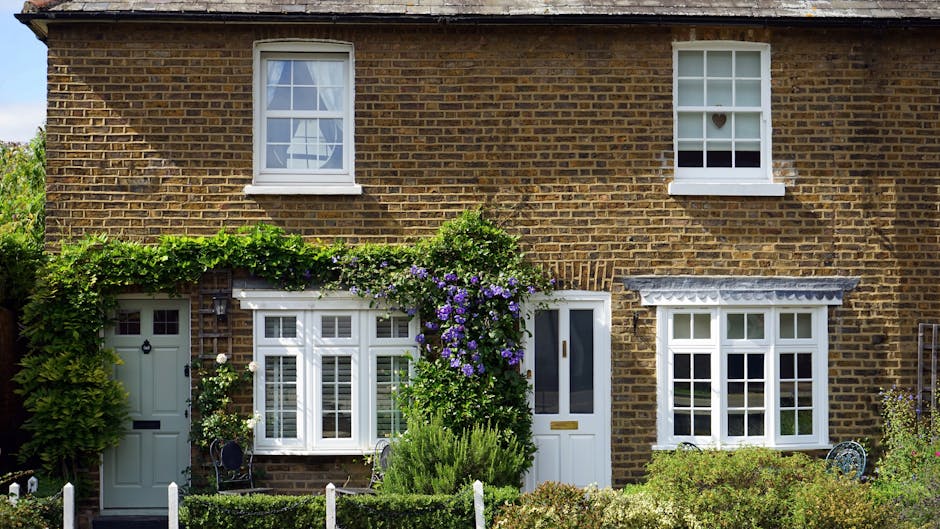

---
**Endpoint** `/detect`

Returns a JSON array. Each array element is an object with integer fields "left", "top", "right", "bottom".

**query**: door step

[{"left": 92, "top": 515, "right": 169, "bottom": 529}]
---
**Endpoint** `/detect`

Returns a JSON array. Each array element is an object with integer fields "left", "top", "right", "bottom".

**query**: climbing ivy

[{"left": 15, "top": 211, "right": 552, "bottom": 479}]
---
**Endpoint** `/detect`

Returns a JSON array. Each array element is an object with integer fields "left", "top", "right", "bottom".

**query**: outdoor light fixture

[{"left": 212, "top": 295, "right": 229, "bottom": 322}]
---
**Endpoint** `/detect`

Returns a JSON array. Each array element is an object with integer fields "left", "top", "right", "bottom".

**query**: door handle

[
  {"left": 141, "top": 339, "right": 152, "bottom": 354},
  {"left": 526, "top": 369, "right": 532, "bottom": 379},
  {"left": 562, "top": 340, "right": 567, "bottom": 358}
]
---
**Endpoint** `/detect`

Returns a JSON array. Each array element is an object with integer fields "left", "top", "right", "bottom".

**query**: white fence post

[
  {"left": 473, "top": 480, "right": 485, "bottom": 529},
  {"left": 27, "top": 476, "right": 38, "bottom": 494},
  {"left": 325, "top": 483, "right": 336, "bottom": 529},
  {"left": 63, "top": 483, "right": 74, "bottom": 529},
  {"left": 8, "top": 482, "right": 19, "bottom": 505},
  {"left": 168, "top": 482, "right": 179, "bottom": 529}
]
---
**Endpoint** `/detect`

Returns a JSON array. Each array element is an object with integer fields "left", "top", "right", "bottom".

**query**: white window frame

[
  {"left": 670, "top": 41, "right": 784, "bottom": 197},
  {"left": 240, "top": 291, "right": 416, "bottom": 455},
  {"left": 656, "top": 305, "right": 829, "bottom": 450},
  {"left": 247, "top": 40, "right": 361, "bottom": 196}
]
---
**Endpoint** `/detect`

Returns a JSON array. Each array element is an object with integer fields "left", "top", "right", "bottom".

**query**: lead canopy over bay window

[
  {"left": 236, "top": 289, "right": 415, "bottom": 455},
  {"left": 624, "top": 276, "right": 859, "bottom": 450}
]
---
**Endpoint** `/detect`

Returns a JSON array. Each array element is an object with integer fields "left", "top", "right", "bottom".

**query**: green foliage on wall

[
  {"left": 15, "top": 211, "right": 551, "bottom": 481},
  {"left": 0, "top": 130, "right": 45, "bottom": 309}
]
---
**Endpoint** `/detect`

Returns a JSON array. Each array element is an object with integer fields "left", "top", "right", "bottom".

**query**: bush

[
  {"left": 181, "top": 484, "right": 518, "bottom": 529},
  {"left": 0, "top": 494, "right": 63, "bottom": 529},
  {"left": 380, "top": 414, "right": 528, "bottom": 494},
  {"left": 493, "top": 481, "right": 601, "bottom": 529},
  {"left": 787, "top": 473, "right": 894, "bottom": 529},
  {"left": 871, "top": 387, "right": 940, "bottom": 528},
  {"left": 591, "top": 487, "right": 686, "bottom": 529}
]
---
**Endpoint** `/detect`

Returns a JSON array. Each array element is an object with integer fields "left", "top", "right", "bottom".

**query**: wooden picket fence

[{"left": 11, "top": 479, "right": 488, "bottom": 529}]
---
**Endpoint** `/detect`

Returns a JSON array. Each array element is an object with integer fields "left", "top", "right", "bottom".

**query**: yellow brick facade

[{"left": 42, "top": 21, "right": 940, "bottom": 489}]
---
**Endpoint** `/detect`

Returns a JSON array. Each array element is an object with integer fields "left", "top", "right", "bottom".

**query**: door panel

[
  {"left": 103, "top": 299, "right": 190, "bottom": 510},
  {"left": 525, "top": 297, "right": 610, "bottom": 490}
]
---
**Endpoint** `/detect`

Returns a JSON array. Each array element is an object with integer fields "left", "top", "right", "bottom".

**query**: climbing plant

[{"left": 15, "top": 211, "right": 552, "bottom": 480}]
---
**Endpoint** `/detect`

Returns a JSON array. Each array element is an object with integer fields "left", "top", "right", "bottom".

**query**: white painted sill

[
  {"left": 668, "top": 181, "right": 786, "bottom": 197},
  {"left": 244, "top": 183, "right": 363, "bottom": 196}
]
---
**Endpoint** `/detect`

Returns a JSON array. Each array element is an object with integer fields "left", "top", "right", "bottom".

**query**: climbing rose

[{"left": 216, "top": 353, "right": 228, "bottom": 364}]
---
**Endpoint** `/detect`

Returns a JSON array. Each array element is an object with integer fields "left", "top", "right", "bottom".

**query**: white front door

[
  {"left": 524, "top": 294, "right": 611, "bottom": 490},
  {"left": 102, "top": 298, "right": 190, "bottom": 510}
]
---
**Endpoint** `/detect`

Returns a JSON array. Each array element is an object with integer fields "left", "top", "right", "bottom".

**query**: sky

[{"left": 0, "top": 0, "right": 47, "bottom": 143}]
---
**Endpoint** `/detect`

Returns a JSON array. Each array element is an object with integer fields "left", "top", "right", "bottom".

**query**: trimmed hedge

[{"left": 181, "top": 485, "right": 518, "bottom": 529}]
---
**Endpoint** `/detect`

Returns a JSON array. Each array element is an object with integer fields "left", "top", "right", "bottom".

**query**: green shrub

[
  {"left": 592, "top": 487, "right": 687, "bottom": 529},
  {"left": 0, "top": 494, "right": 63, "bottom": 529},
  {"left": 380, "top": 414, "right": 528, "bottom": 494},
  {"left": 181, "top": 485, "right": 518, "bottom": 529},
  {"left": 645, "top": 447, "right": 826, "bottom": 529},
  {"left": 787, "top": 473, "right": 895, "bottom": 529},
  {"left": 871, "top": 387, "right": 940, "bottom": 529},
  {"left": 493, "top": 481, "right": 601, "bottom": 529}
]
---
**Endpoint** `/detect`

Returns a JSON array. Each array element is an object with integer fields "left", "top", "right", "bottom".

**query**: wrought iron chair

[
  {"left": 369, "top": 438, "right": 392, "bottom": 488},
  {"left": 210, "top": 439, "right": 257, "bottom": 493},
  {"left": 676, "top": 441, "right": 703, "bottom": 452},
  {"left": 825, "top": 440, "right": 867, "bottom": 480}
]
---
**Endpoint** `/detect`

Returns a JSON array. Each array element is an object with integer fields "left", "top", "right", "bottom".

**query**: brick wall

[{"left": 42, "top": 21, "right": 940, "bottom": 488}]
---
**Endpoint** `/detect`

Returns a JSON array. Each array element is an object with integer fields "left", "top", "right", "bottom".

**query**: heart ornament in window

[{"left": 711, "top": 113, "right": 727, "bottom": 129}]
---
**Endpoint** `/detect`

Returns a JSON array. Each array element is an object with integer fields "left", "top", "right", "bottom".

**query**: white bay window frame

[
  {"left": 247, "top": 40, "right": 361, "bottom": 196},
  {"left": 670, "top": 41, "right": 783, "bottom": 197},
  {"left": 240, "top": 291, "right": 416, "bottom": 455}
]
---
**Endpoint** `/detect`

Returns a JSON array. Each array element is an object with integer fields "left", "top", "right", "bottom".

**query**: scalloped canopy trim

[{"left": 623, "top": 275, "right": 860, "bottom": 307}]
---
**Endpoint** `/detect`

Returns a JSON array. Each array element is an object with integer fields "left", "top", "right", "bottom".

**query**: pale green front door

[{"left": 102, "top": 298, "right": 190, "bottom": 510}]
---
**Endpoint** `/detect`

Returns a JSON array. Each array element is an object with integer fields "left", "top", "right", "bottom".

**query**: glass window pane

[
  {"left": 673, "top": 313, "right": 690, "bottom": 339},
  {"left": 674, "top": 412, "right": 691, "bottom": 436},
  {"left": 693, "top": 314, "right": 711, "bottom": 339},
  {"left": 534, "top": 310, "right": 559, "bottom": 414},
  {"left": 267, "top": 59, "right": 291, "bottom": 84},
  {"left": 735, "top": 79, "right": 762, "bottom": 106},
  {"left": 797, "top": 353, "right": 812, "bottom": 378},
  {"left": 293, "top": 87, "right": 317, "bottom": 111},
  {"left": 797, "top": 381, "right": 813, "bottom": 407},
  {"left": 797, "top": 410, "right": 813, "bottom": 435},
  {"left": 376, "top": 317, "right": 391, "bottom": 338},
  {"left": 153, "top": 310, "right": 179, "bottom": 335},
  {"left": 266, "top": 86, "right": 291, "bottom": 111},
  {"left": 677, "top": 50, "right": 704, "bottom": 76},
  {"left": 779, "top": 381, "right": 795, "bottom": 407},
  {"left": 735, "top": 113, "right": 761, "bottom": 140},
  {"left": 706, "top": 51, "right": 733, "bottom": 76},
  {"left": 706, "top": 79, "right": 733, "bottom": 106},
  {"left": 319, "top": 88, "right": 345, "bottom": 111},
  {"left": 264, "top": 356, "right": 297, "bottom": 439},
  {"left": 780, "top": 313, "right": 795, "bottom": 339},
  {"left": 674, "top": 353, "right": 691, "bottom": 379},
  {"left": 674, "top": 382, "right": 691, "bottom": 407},
  {"left": 322, "top": 355, "right": 353, "bottom": 439},
  {"left": 747, "top": 354, "right": 764, "bottom": 379},
  {"left": 292, "top": 60, "right": 314, "bottom": 85},
  {"left": 728, "top": 313, "right": 745, "bottom": 339},
  {"left": 693, "top": 382, "right": 710, "bottom": 407},
  {"left": 570, "top": 309, "right": 594, "bottom": 414},
  {"left": 706, "top": 144, "right": 732, "bottom": 167},
  {"left": 677, "top": 112, "right": 703, "bottom": 138},
  {"left": 267, "top": 118, "right": 291, "bottom": 143},
  {"left": 678, "top": 79, "right": 705, "bottom": 106},
  {"left": 747, "top": 413, "right": 764, "bottom": 436},
  {"left": 780, "top": 353, "right": 795, "bottom": 381},
  {"left": 729, "top": 354, "right": 745, "bottom": 379},
  {"left": 728, "top": 382, "right": 745, "bottom": 407},
  {"left": 746, "top": 314, "right": 764, "bottom": 339},
  {"left": 677, "top": 142, "right": 704, "bottom": 168},
  {"left": 693, "top": 412, "right": 711, "bottom": 436},
  {"left": 706, "top": 113, "right": 732, "bottom": 139},
  {"left": 780, "top": 410, "right": 795, "bottom": 435},
  {"left": 728, "top": 413, "right": 744, "bottom": 436},
  {"left": 735, "top": 51, "right": 761, "bottom": 77},
  {"left": 265, "top": 144, "right": 288, "bottom": 169},
  {"left": 693, "top": 353, "right": 710, "bottom": 378},
  {"left": 797, "top": 313, "right": 813, "bottom": 339},
  {"left": 748, "top": 382, "right": 764, "bottom": 407}
]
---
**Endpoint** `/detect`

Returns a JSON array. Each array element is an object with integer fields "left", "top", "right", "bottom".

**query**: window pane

[
  {"left": 534, "top": 310, "right": 559, "bottom": 414},
  {"left": 292, "top": 86, "right": 318, "bottom": 111},
  {"left": 376, "top": 356, "right": 409, "bottom": 437},
  {"left": 264, "top": 316, "right": 296, "bottom": 338},
  {"left": 673, "top": 313, "right": 690, "bottom": 339},
  {"left": 677, "top": 112, "right": 703, "bottom": 138},
  {"left": 780, "top": 353, "right": 795, "bottom": 380},
  {"left": 747, "top": 354, "right": 764, "bottom": 379},
  {"left": 570, "top": 309, "right": 594, "bottom": 414},
  {"left": 693, "top": 314, "right": 711, "bottom": 339},
  {"left": 729, "top": 354, "right": 745, "bottom": 379},
  {"left": 747, "top": 413, "right": 764, "bottom": 436},
  {"left": 678, "top": 79, "right": 704, "bottom": 106},
  {"left": 797, "top": 410, "right": 813, "bottom": 435},
  {"left": 735, "top": 113, "right": 761, "bottom": 139},
  {"left": 706, "top": 144, "right": 732, "bottom": 167},
  {"left": 735, "top": 80, "right": 762, "bottom": 106},
  {"left": 780, "top": 313, "right": 795, "bottom": 339},
  {"left": 677, "top": 50, "right": 704, "bottom": 76},
  {"left": 735, "top": 51, "right": 761, "bottom": 77},
  {"left": 674, "top": 412, "right": 691, "bottom": 436},
  {"left": 797, "top": 353, "right": 812, "bottom": 378},
  {"left": 728, "top": 413, "right": 744, "bottom": 436},
  {"left": 266, "top": 86, "right": 291, "bottom": 111},
  {"left": 780, "top": 409, "right": 796, "bottom": 435},
  {"left": 797, "top": 313, "right": 813, "bottom": 339},
  {"left": 693, "top": 412, "right": 711, "bottom": 436},
  {"left": 728, "top": 313, "right": 745, "bottom": 339},
  {"left": 706, "top": 79, "right": 733, "bottom": 106},
  {"left": 693, "top": 382, "right": 710, "bottom": 407},
  {"left": 674, "top": 354, "right": 690, "bottom": 379},
  {"left": 748, "top": 382, "right": 764, "bottom": 407},
  {"left": 264, "top": 356, "right": 297, "bottom": 439},
  {"left": 706, "top": 113, "right": 732, "bottom": 139},
  {"left": 706, "top": 51, "right": 733, "bottom": 76},
  {"left": 693, "top": 353, "right": 710, "bottom": 378},
  {"left": 797, "top": 381, "right": 813, "bottom": 407},
  {"left": 674, "top": 382, "right": 691, "bottom": 407},
  {"left": 677, "top": 142, "right": 704, "bottom": 168},
  {"left": 322, "top": 315, "right": 353, "bottom": 339},
  {"left": 266, "top": 144, "right": 288, "bottom": 169},
  {"left": 728, "top": 382, "right": 745, "bottom": 407},
  {"left": 267, "top": 118, "right": 291, "bottom": 143},
  {"left": 746, "top": 314, "right": 764, "bottom": 339}
]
